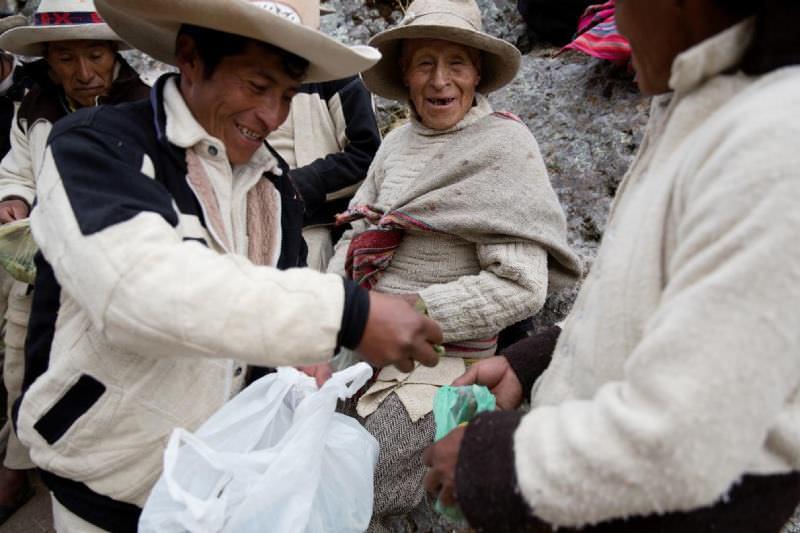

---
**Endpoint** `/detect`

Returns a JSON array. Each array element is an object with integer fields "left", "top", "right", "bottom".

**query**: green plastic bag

[
  {"left": 432, "top": 385, "right": 496, "bottom": 521},
  {"left": 0, "top": 219, "right": 37, "bottom": 284}
]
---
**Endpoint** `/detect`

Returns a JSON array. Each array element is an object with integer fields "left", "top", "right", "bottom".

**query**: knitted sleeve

[{"left": 419, "top": 242, "right": 548, "bottom": 342}]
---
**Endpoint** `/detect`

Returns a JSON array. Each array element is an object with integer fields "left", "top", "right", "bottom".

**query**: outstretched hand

[
  {"left": 357, "top": 291, "right": 443, "bottom": 373},
  {"left": 453, "top": 356, "right": 523, "bottom": 410}
]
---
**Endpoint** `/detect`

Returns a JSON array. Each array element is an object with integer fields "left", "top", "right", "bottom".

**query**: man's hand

[
  {"left": 298, "top": 362, "right": 333, "bottom": 387},
  {"left": 0, "top": 199, "right": 29, "bottom": 224},
  {"left": 423, "top": 425, "right": 466, "bottom": 507},
  {"left": 357, "top": 291, "right": 443, "bottom": 373},
  {"left": 453, "top": 356, "right": 523, "bottom": 410}
]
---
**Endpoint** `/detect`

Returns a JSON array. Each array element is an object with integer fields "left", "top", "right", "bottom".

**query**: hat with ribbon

[
  {"left": 362, "top": 0, "right": 521, "bottom": 101},
  {"left": 0, "top": 0, "right": 128, "bottom": 57},
  {"left": 93, "top": 0, "right": 381, "bottom": 83}
]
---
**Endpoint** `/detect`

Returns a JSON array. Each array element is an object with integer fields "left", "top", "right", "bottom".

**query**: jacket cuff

[
  {"left": 337, "top": 279, "right": 369, "bottom": 350},
  {"left": 500, "top": 326, "right": 561, "bottom": 401},
  {"left": 0, "top": 192, "right": 33, "bottom": 208},
  {"left": 456, "top": 411, "right": 532, "bottom": 532}
]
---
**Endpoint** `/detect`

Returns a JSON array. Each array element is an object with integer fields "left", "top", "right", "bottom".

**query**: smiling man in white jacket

[{"left": 11, "top": 1, "right": 443, "bottom": 531}]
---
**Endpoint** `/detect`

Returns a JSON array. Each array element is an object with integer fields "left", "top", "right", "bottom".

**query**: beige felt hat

[
  {"left": 0, "top": 0, "right": 128, "bottom": 57},
  {"left": 0, "top": 14, "right": 28, "bottom": 36},
  {"left": 362, "top": 0, "right": 521, "bottom": 101},
  {"left": 94, "top": 0, "right": 381, "bottom": 84}
]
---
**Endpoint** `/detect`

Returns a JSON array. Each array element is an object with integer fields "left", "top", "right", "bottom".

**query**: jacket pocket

[{"left": 34, "top": 374, "right": 106, "bottom": 445}]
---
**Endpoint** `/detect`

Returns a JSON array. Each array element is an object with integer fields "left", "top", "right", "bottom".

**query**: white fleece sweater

[{"left": 514, "top": 19, "right": 800, "bottom": 526}]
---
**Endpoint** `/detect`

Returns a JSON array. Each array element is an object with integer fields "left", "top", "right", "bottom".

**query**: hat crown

[
  {"left": 247, "top": 0, "right": 320, "bottom": 32},
  {"left": 401, "top": 0, "right": 483, "bottom": 32}
]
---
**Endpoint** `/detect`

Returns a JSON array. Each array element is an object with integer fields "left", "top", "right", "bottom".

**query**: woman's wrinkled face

[{"left": 402, "top": 39, "right": 481, "bottom": 130}]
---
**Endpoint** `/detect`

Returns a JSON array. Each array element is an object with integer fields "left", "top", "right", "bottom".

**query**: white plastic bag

[{"left": 139, "top": 363, "right": 378, "bottom": 533}]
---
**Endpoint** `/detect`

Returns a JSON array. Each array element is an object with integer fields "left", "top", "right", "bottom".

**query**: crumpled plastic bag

[
  {"left": 139, "top": 363, "right": 378, "bottom": 533},
  {"left": 432, "top": 385, "right": 496, "bottom": 521},
  {"left": 0, "top": 219, "right": 36, "bottom": 284}
]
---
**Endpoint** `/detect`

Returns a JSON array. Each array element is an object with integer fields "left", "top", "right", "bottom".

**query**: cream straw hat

[
  {"left": 362, "top": 0, "right": 521, "bottom": 101},
  {"left": 0, "top": 0, "right": 128, "bottom": 57},
  {"left": 94, "top": 0, "right": 381, "bottom": 84}
]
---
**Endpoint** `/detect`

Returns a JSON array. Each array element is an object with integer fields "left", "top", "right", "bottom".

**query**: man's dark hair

[
  {"left": 716, "top": 0, "right": 800, "bottom": 75},
  {"left": 177, "top": 24, "right": 309, "bottom": 81}
]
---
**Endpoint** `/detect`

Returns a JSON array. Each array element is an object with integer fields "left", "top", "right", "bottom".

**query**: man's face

[
  {"left": 46, "top": 40, "right": 117, "bottom": 108},
  {"left": 179, "top": 40, "right": 301, "bottom": 166}
]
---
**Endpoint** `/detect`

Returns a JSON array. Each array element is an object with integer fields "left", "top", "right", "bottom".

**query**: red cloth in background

[{"left": 560, "top": 1, "right": 632, "bottom": 66}]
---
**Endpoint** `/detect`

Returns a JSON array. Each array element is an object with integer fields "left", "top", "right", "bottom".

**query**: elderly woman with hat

[
  {"left": 0, "top": 0, "right": 148, "bottom": 524},
  {"left": 324, "top": 0, "right": 581, "bottom": 528}
]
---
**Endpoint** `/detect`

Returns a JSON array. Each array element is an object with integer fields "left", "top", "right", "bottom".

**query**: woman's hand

[
  {"left": 453, "top": 356, "right": 523, "bottom": 410},
  {"left": 423, "top": 425, "right": 466, "bottom": 507}
]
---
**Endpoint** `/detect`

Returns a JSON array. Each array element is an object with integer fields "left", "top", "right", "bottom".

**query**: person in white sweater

[
  {"left": 322, "top": 0, "right": 582, "bottom": 529},
  {"left": 424, "top": 0, "right": 800, "bottom": 531}
]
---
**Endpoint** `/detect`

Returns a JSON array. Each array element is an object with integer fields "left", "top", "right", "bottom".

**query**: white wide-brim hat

[
  {"left": 94, "top": 0, "right": 382, "bottom": 84},
  {"left": 363, "top": 0, "right": 521, "bottom": 101},
  {"left": 0, "top": 14, "right": 28, "bottom": 36},
  {"left": 0, "top": 0, "right": 129, "bottom": 57}
]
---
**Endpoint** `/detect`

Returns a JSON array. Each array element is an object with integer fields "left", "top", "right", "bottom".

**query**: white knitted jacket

[{"left": 514, "top": 20, "right": 800, "bottom": 526}]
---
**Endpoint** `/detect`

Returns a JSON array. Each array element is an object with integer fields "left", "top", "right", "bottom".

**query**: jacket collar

[{"left": 668, "top": 17, "right": 755, "bottom": 94}]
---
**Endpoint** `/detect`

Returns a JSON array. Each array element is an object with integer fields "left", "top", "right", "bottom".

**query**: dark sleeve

[
  {"left": 337, "top": 278, "right": 369, "bottom": 350},
  {"left": 290, "top": 77, "right": 381, "bottom": 217},
  {"left": 500, "top": 325, "right": 561, "bottom": 401},
  {"left": 456, "top": 411, "right": 535, "bottom": 533},
  {"left": 0, "top": 98, "right": 13, "bottom": 158}
]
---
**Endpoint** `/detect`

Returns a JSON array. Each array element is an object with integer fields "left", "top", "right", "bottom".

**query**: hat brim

[
  {"left": 0, "top": 14, "right": 27, "bottom": 35},
  {"left": 95, "top": 0, "right": 381, "bottom": 83},
  {"left": 362, "top": 24, "right": 521, "bottom": 101},
  {"left": 0, "top": 23, "right": 130, "bottom": 57}
]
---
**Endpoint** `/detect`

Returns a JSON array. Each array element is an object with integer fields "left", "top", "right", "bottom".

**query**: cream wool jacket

[
  {"left": 0, "top": 107, "right": 50, "bottom": 205},
  {"left": 514, "top": 20, "right": 800, "bottom": 526},
  {"left": 17, "top": 77, "right": 347, "bottom": 506}
]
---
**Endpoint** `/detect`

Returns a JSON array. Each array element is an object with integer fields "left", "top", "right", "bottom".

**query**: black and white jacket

[
  {"left": 14, "top": 74, "right": 368, "bottom": 532},
  {"left": 267, "top": 75, "right": 380, "bottom": 227}
]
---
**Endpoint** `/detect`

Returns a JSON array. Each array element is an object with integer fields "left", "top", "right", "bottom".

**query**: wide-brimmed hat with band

[
  {"left": 0, "top": 0, "right": 129, "bottom": 57},
  {"left": 93, "top": 0, "right": 382, "bottom": 84},
  {"left": 363, "top": 0, "right": 521, "bottom": 101}
]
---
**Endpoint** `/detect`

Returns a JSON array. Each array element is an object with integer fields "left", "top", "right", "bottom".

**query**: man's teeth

[
  {"left": 428, "top": 98, "right": 455, "bottom": 105},
  {"left": 237, "top": 125, "right": 263, "bottom": 141}
]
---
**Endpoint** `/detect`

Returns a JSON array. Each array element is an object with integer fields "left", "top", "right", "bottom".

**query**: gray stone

[{"left": 783, "top": 506, "right": 800, "bottom": 533}]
